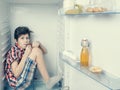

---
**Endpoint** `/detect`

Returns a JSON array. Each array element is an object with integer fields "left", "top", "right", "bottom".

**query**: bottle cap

[{"left": 81, "top": 38, "right": 89, "bottom": 47}]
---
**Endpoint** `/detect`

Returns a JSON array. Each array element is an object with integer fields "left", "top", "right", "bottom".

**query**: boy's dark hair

[{"left": 14, "top": 26, "right": 33, "bottom": 41}]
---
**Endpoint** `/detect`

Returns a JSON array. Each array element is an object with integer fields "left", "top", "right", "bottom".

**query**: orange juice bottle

[{"left": 80, "top": 38, "right": 89, "bottom": 67}]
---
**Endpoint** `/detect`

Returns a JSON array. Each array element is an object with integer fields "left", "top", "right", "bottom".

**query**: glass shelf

[
  {"left": 58, "top": 8, "right": 120, "bottom": 15},
  {"left": 59, "top": 52, "right": 120, "bottom": 90}
]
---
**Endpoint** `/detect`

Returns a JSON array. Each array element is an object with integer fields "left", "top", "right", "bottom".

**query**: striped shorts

[{"left": 15, "top": 58, "right": 36, "bottom": 90}]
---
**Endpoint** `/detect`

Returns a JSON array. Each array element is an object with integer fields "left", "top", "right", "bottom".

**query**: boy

[{"left": 5, "top": 26, "right": 62, "bottom": 90}]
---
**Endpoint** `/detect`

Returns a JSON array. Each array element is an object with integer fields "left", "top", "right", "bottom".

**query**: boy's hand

[
  {"left": 32, "top": 41, "right": 47, "bottom": 54},
  {"left": 24, "top": 45, "right": 32, "bottom": 56},
  {"left": 32, "top": 41, "right": 40, "bottom": 48}
]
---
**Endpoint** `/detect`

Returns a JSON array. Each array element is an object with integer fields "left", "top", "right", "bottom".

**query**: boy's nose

[{"left": 24, "top": 39, "right": 28, "bottom": 43}]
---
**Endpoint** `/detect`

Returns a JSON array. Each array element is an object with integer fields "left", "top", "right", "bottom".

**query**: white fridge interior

[
  {"left": 10, "top": 4, "right": 59, "bottom": 76},
  {"left": 0, "top": 0, "right": 63, "bottom": 90}
]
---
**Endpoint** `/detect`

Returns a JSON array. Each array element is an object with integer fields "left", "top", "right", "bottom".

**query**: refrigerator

[{"left": 1, "top": 0, "right": 120, "bottom": 90}]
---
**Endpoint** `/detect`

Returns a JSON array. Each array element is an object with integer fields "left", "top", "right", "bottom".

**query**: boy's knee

[{"left": 32, "top": 47, "right": 42, "bottom": 54}]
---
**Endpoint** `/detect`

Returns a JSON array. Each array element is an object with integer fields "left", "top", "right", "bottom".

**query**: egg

[
  {"left": 86, "top": 7, "right": 93, "bottom": 12},
  {"left": 89, "top": 66, "right": 102, "bottom": 74},
  {"left": 93, "top": 7, "right": 99, "bottom": 12}
]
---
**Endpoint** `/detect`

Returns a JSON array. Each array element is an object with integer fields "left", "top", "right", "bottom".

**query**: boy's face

[{"left": 16, "top": 34, "right": 30, "bottom": 49}]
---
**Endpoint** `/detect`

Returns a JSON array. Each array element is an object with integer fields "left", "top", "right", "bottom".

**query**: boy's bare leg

[
  {"left": 28, "top": 47, "right": 62, "bottom": 89},
  {"left": 28, "top": 47, "right": 50, "bottom": 82}
]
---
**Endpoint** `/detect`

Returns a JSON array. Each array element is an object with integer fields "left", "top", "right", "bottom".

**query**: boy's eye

[
  {"left": 26, "top": 37, "right": 29, "bottom": 39},
  {"left": 21, "top": 37, "right": 24, "bottom": 39}
]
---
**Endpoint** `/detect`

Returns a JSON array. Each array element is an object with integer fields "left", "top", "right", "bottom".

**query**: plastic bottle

[{"left": 80, "top": 38, "right": 89, "bottom": 67}]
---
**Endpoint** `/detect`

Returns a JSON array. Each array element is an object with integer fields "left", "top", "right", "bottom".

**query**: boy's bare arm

[
  {"left": 39, "top": 42, "right": 47, "bottom": 54},
  {"left": 11, "top": 45, "right": 32, "bottom": 78},
  {"left": 11, "top": 54, "right": 28, "bottom": 78}
]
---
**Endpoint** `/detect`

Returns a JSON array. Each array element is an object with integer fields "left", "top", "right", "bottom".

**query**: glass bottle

[{"left": 80, "top": 38, "right": 89, "bottom": 67}]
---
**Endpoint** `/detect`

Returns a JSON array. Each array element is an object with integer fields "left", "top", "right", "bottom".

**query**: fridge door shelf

[
  {"left": 59, "top": 52, "right": 120, "bottom": 90},
  {"left": 58, "top": 8, "right": 120, "bottom": 15}
]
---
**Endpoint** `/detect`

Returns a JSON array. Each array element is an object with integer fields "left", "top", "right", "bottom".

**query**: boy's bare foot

[{"left": 46, "top": 73, "right": 62, "bottom": 89}]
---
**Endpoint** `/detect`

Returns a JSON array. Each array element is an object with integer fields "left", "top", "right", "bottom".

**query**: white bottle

[{"left": 63, "top": 0, "right": 75, "bottom": 12}]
